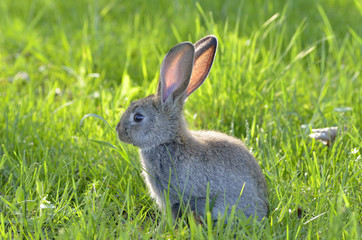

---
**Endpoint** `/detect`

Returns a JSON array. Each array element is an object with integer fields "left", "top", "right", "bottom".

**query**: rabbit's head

[{"left": 116, "top": 36, "right": 217, "bottom": 148}]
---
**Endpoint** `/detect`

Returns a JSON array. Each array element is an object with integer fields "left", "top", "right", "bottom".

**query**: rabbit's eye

[{"left": 134, "top": 113, "right": 144, "bottom": 122}]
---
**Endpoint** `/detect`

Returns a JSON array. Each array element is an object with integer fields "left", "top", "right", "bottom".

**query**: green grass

[{"left": 1, "top": 0, "right": 361, "bottom": 239}]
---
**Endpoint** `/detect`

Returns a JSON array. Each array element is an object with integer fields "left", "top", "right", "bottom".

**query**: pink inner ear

[
  {"left": 186, "top": 45, "right": 216, "bottom": 96},
  {"left": 160, "top": 44, "right": 194, "bottom": 103},
  {"left": 162, "top": 54, "right": 184, "bottom": 102}
]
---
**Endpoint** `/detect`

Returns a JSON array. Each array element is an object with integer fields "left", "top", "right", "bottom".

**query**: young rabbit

[{"left": 116, "top": 35, "right": 268, "bottom": 222}]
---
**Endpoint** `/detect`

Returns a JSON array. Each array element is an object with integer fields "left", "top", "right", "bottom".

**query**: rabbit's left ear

[
  {"left": 157, "top": 42, "right": 195, "bottom": 104},
  {"left": 186, "top": 35, "right": 218, "bottom": 97}
]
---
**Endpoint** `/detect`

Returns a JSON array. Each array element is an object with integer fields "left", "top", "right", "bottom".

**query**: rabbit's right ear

[
  {"left": 157, "top": 42, "right": 195, "bottom": 104},
  {"left": 186, "top": 35, "right": 217, "bottom": 97}
]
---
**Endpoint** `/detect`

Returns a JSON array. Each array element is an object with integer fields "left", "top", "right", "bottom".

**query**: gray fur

[{"left": 116, "top": 35, "right": 268, "bottom": 222}]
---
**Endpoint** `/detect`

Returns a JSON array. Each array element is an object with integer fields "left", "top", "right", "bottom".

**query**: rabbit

[{"left": 116, "top": 35, "right": 268, "bottom": 223}]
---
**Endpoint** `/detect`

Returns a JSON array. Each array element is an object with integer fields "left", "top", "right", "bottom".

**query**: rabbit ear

[
  {"left": 157, "top": 42, "right": 195, "bottom": 103},
  {"left": 186, "top": 35, "right": 218, "bottom": 97}
]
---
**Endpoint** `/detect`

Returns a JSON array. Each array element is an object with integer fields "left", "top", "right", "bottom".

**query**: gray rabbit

[{"left": 116, "top": 36, "right": 268, "bottom": 222}]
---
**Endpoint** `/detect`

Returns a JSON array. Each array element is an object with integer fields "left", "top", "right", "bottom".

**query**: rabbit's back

[
  {"left": 189, "top": 130, "right": 268, "bottom": 217},
  {"left": 191, "top": 130, "right": 267, "bottom": 191}
]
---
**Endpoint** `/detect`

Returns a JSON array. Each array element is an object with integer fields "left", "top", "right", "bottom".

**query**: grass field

[{"left": 1, "top": 0, "right": 361, "bottom": 239}]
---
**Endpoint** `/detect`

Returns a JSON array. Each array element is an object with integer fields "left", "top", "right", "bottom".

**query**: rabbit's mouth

[{"left": 116, "top": 122, "right": 132, "bottom": 144}]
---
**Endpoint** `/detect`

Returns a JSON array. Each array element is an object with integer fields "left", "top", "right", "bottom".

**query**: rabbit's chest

[
  {"left": 140, "top": 144, "right": 181, "bottom": 174},
  {"left": 140, "top": 151, "right": 175, "bottom": 184},
  {"left": 140, "top": 146, "right": 183, "bottom": 199}
]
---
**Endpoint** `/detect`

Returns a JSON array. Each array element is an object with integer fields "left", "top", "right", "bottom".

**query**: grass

[{"left": 0, "top": 0, "right": 361, "bottom": 238}]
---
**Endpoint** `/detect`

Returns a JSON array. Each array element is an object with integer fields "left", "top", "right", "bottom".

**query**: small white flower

[
  {"left": 40, "top": 203, "right": 55, "bottom": 209},
  {"left": 14, "top": 71, "right": 30, "bottom": 81},
  {"left": 55, "top": 88, "right": 62, "bottom": 95},
  {"left": 93, "top": 91, "right": 100, "bottom": 98},
  {"left": 88, "top": 73, "right": 100, "bottom": 78},
  {"left": 38, "top": 65, "right": 47, "bottom": 72},
  {"left": 350, "top": 148, "right": 359, "bottom": 154}
]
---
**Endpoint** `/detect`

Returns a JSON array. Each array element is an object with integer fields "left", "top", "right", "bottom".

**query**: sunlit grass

[{"left": 0, "top": 0, "right": 361, "bottom": 239}]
